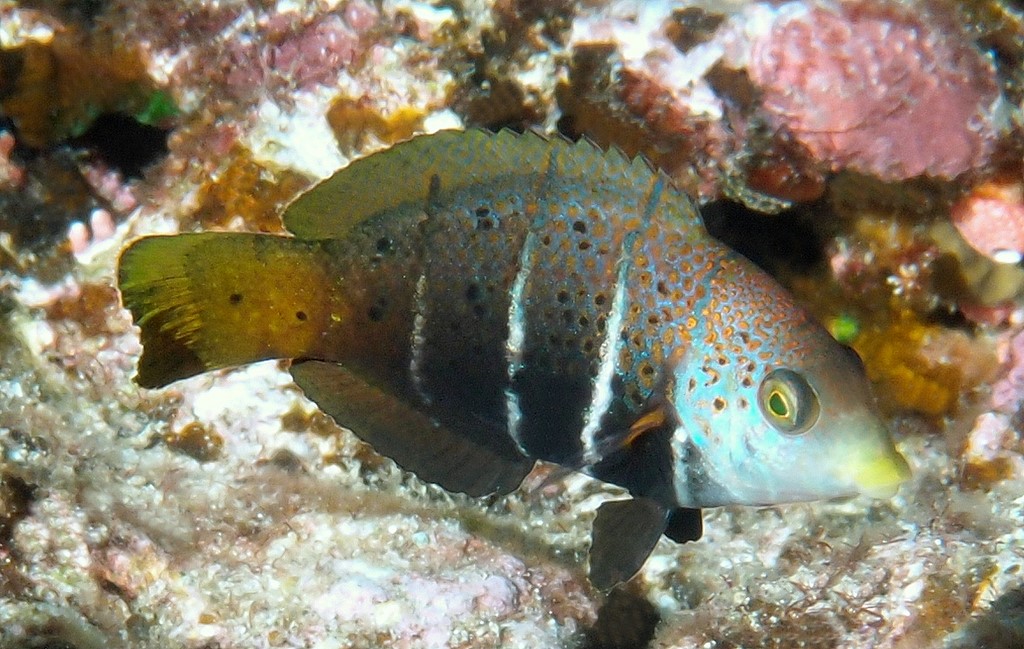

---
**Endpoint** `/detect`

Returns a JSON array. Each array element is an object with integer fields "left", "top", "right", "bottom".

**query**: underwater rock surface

[{"left": 1, "top": 0, "right": 1023, "bottom": 647}]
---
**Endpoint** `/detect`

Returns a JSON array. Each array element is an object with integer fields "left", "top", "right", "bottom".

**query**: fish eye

[{"left": 758, "top": 368, "right": 820, "bottom": 435}]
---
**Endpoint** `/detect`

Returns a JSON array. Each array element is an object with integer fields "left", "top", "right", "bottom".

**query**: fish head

[{"left": 670, "top": 257, "right": 911, "bottom": 507}]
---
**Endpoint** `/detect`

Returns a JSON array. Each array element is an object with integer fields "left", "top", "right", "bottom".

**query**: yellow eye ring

[
  {"left": 767, "top": 390, "right": 789, "bottom": 418},
  {"left": 758, "top": 369, "right": 820, "bottom": 435}
]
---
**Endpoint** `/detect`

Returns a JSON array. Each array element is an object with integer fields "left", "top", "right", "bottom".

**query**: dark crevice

[
  {"left": 67, "top": 112, "right": 170, "bottom": 179},
  {"left": 20, "top": 0, "right": 107, "bottom": 27},
  {"left": 582, "top": 587, "right": 661, "bottom": 649},
  {"left": 701, "top": 198, "right": 825, "bottom": 276}
]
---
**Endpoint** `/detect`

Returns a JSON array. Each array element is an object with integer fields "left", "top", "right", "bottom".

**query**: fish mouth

[{"left": 849, "top": 447, "right": 912, "bottom": 498}]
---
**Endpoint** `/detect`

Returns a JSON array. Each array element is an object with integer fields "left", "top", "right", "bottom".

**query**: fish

[{"left": 117, "top": 129, "right": 911, "bottom": 589}]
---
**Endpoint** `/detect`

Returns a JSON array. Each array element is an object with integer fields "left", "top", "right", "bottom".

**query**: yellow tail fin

[{"left": 118, "top": 232, "right": 339, "bottom": 388}]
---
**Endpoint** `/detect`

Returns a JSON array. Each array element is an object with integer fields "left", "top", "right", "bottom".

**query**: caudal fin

[{"left": 118, "top": 232, "right": 337, "bottom": 388}]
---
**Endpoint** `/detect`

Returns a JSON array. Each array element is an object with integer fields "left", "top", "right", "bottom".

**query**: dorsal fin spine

[{"left": 282, "top": 129, "right": 698, "bottom": 240}]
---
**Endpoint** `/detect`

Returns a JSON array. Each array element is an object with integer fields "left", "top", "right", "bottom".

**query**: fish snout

[{"left": 847, "top": 444, "right": 912, "bottom": 498}]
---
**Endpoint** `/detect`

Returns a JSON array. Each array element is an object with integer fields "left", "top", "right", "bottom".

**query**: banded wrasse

[{"left": 118, "top": 129, "right": 910, "bottom": 589}]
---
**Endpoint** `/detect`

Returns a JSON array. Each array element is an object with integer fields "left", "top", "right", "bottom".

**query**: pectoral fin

[
  {"left": 588, "top": 498, "right": 667, "bottom": 590},
  {"left": 290, "top": 360, "right": 534, "bottom": 496}
]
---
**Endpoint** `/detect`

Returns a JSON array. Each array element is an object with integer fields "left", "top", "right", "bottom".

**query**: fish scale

[
  {"left": 117, "top": 129, "right": 911, "bottom": 589},
  {"left": 509, "top": 171, "right": 653, "bottom": 465},
  {"left": 414, "top": 180, "right": 529, "bottom": 425},
  {"left": 326, "top": 147, "right": 688, "bottom": 469}
]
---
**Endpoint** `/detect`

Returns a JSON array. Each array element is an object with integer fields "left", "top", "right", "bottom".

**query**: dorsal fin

[{"left": 282, "top": 128, "right": 698, "bottom": 239}]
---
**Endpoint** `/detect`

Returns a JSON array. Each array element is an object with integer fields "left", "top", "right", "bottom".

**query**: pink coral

[
  {"left": 749, "top": 2, "right": 1001, "bottom": 181},
  {"left": 67, "top": 209, "right": 116, "bottom": 257},
  {"left": 81, "top": 164, "right": 138, "bottom": 213},
  {"left": 946, "top": 174, "right": 1024, "bottom": 324},
  {"left": 992, "top": 329, "right": 1024, "bottom": 414},
  {"left": 343, "top": 0, "right": 378, "bottom": 32},
  {"left": 951, "top": 176, "right": 1024, "bottom": 261},
  {"left": 0, "top": 130, "right": 26, "bottom": 190},
  {"left": 169, "top": 3, "right": 380, "bottom": 101},
  {"left": 267, "top": 13, "right": 371, "bottom": 89}
]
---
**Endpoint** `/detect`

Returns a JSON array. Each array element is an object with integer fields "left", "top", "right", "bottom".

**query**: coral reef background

[{"left": 1, "top": 0, "right": 1024, "bottom": 647}]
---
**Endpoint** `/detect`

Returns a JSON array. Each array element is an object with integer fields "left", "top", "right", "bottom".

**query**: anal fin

[
  {"left": 290, "top": 360, "right": 534, "bottom": 497},
  {"left": 588, "top": 498, "right": 667, "bottom": 590}
]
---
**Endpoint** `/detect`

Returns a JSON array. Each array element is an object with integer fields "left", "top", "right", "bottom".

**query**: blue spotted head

[{"left": 671, "top": 254, "right": 911, "bottom": 507}]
